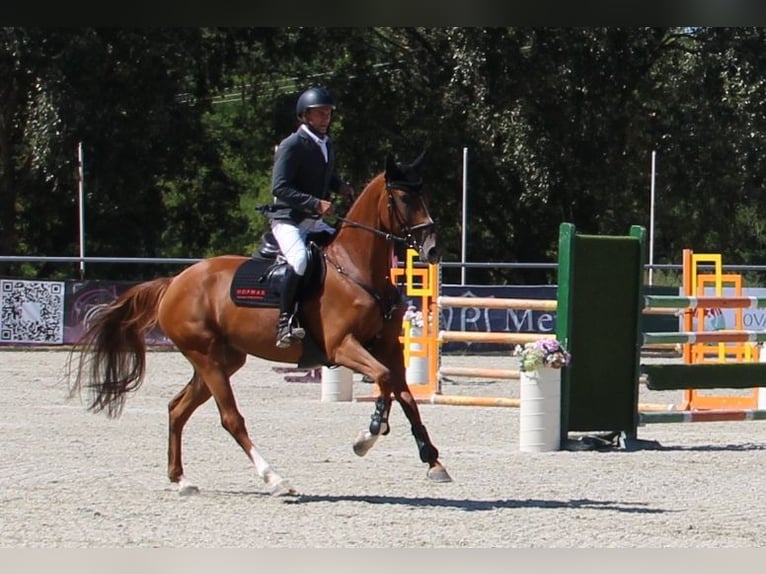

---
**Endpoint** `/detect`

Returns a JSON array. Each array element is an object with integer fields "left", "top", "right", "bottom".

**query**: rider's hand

[{"left": 317, "top": 199, "right": 335, "bottom": 216}]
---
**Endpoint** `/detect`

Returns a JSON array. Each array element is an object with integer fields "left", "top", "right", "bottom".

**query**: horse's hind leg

[
  {"left": 184, "top": 345, "right": 296, "bottom": 497},
  {"left": 167, "top": 371, "right": 212, "bottom": 495}
]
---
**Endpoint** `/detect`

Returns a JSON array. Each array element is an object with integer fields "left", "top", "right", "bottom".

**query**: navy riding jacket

[{"left": 269, "top": 127, "right": 343, "bottom": 223}]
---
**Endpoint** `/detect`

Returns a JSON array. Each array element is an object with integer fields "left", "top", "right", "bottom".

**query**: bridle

[
  {"left": 331, "top": 181, "right": 436, "bottom": 252},
  {"left": 323, "top": 178, "right": 436, "bottom": 321}
]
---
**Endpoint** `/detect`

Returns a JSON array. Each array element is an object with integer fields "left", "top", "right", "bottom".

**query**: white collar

[
  {"left": 300, "top": 124, "right": 328, "bottom": 146},
  {"left": 300, "top": 124, "right": 328, "bottom": 161}
]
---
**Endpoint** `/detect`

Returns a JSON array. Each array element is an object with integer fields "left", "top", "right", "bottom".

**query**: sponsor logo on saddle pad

[
  {"left": 234, "top": 287, "right": 268, "bottom": 302},
  {"left": 230, "top": 259, "right": 283, "bottom": 308}
]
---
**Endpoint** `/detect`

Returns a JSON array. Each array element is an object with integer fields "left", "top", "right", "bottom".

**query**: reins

[
  {"left": 330, "top": 214, "right": 435, "bottom": 253},
  {"left": 322, "top": 185, "right": 434, "bottom": 321},
  {"left": 329, "top": 186, "right": 435, "bottom": 251},
  {"left": 322, "top": 250, "right": 397, "bottom": 320}
]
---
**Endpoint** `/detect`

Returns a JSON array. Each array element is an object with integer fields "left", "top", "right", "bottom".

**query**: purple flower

[{"left": 515, "top": 338, "right": 571, "bottom": 372}]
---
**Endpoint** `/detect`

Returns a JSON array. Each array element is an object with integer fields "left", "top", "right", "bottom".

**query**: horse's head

[{"left": 383, "top": 150, "right": 442, "bottom": 264}]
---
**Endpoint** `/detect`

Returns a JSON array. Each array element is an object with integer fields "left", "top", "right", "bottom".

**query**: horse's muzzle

[{"left": 420, "top": 233, "right": 443, "bottom": 264}]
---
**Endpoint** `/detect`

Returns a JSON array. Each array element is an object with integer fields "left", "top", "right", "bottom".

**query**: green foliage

[
  {"left": 4, "top": 27, "right": 766, "bottom": 284},
  {"left": 648, "top": 269, "right": 682, "bottom": 288}
]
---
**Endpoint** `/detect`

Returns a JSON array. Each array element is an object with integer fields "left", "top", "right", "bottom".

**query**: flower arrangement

[
  {"left": 403, "top": 304, "right": 424, "bottom": 329},
  {"left": 514, "top": 338, "right": 571, "bottom": 373}
]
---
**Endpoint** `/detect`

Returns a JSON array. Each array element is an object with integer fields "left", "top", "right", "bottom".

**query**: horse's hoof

[
  {"left": 352, "top": 439, "right": 369, "bottom": 457},
  {"left": 427, "top": 465, "right": 453, "bottom": 483},
  {"left": 353, "top": 430, "right": 378, "bottom": 457},
  {"left": 178, "top": 483, "right": 200, "bottom": 496},
  {"left": 269, "top": 479, "right": 297, "bottom": 497},
  {"left": 176, "top": 476, "right": 200, "bottom": 496},
  {"left": 353, "top": 431, "right": 372, "bottom": 456}
]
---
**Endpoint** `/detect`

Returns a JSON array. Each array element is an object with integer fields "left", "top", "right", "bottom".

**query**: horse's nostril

[{"left": 427, "top": 246, "right": 443, "bottom": 263}]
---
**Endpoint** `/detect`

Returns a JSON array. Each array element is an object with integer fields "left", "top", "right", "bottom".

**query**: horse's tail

[{"left": 66, "top": 277, "right": 173, "bottom": 418}]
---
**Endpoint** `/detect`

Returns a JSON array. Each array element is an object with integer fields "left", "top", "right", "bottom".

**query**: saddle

[{"left": 229, "top": 231, "right": 329, "bottom": 308}]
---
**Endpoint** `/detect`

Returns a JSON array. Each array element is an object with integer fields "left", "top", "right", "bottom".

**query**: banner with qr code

[{"left": 1, "top": 280, "right": 65, "bottom": 344}]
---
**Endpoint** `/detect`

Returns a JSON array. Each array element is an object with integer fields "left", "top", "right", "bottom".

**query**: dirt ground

[{"left": 2, "top": 349, "right": 766, "bottom": 548}]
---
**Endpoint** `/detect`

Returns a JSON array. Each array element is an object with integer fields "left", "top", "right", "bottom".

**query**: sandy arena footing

[{"left": 1, "top": 349, "right": 765, "bottom": 547}]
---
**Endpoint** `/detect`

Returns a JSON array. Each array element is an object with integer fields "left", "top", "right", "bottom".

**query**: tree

[{"left": 7, "top": 27, "right": 766, "bottom": 286}]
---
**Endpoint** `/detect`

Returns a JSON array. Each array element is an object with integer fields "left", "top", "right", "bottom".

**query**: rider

[{"left": 268, "top": 86, "right": 354, "bottom": 348}]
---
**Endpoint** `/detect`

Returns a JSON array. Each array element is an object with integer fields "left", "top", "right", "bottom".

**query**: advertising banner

[
  {"left": 0, "top": 279, "right": 65, "bottom": 344},
  {"left": 4, "top": 277, "right": 758, "bottom": 354},
  {"left": 438, "top": 285, "right": 556, "bottom": 353},
  {"left": 64, "top": 281, "right": 172, "bottom": 346}
]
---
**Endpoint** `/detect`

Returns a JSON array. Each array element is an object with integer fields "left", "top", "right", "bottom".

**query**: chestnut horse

[{"left": 65, "top": 151, "right": 452, "bottom": 496}]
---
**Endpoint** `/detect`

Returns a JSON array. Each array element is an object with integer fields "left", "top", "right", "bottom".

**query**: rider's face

[{"left": 304, "top": 106, "right": 333, "bottom": 136}]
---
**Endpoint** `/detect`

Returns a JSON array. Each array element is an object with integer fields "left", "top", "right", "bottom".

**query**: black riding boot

[{"left": 276, "top": 267, "right": 305, "bottom": 348}]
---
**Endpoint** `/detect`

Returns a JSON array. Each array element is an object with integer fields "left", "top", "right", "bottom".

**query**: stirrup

[
  {"left": 283, "top": 311, "right": 306, "bottom": 341},
  {"left": 290, "top": 319, "right": 306, "bottom": 340},
  {"left": 276, "top": 315, "right": 304, "bottom": 349},
  {"left": 276, "top": 331, "right": 297, "bottom": 349}
]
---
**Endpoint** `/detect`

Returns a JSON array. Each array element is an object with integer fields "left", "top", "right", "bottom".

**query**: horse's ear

[
  {"left": 385, "top": 152, "right": 403, "bottom": 181},
  {"left": 385, "top": 152, "right": 397, "bottom": 173},
  {"left": 411, "top": 149, "right": 427, "bottom": 171}
]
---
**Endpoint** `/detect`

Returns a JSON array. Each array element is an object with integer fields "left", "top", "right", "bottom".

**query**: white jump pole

[
  {"left": 77, "top": 141, "right": 85, "bottom": 280},
  {"left": 460, "top": 147, "right": 468, "bottom": 286},
  {"left": 649, "top": 150, "right": 656, "bottom": 286}
]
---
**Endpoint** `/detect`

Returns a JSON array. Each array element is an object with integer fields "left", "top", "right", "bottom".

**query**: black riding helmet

[{"left": 296, "top": 87, "right": 336, "bottom": 118}]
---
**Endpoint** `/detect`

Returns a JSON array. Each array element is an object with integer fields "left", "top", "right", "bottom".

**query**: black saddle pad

[
  {"left": 230, "top": 256, "right": 285, "bottom": 307},
  {"left": 230, "top": 244, "right": 326, "bottom": 308}
]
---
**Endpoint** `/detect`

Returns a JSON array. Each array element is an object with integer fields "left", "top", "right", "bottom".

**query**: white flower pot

[
  {"left": 519, "top": 367, "right": 561, "bottom": 452},
  {"left": 406, "top": 326, "right": 429, "bottom": 385}
]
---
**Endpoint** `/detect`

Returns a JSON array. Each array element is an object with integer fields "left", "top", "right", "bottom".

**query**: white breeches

[{"left": 270, "top": 218, "right": 334, "bottom": 276}]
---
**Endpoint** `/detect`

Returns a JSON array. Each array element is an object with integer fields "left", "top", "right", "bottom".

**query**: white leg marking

[
  {"left": 249, "top": 446, "right": 272, "bottom": 478},
  {"left": 249, "top": 446, "right": 295, "bottom": 496},
  {"left": 177, "top": 475, "right": 200, "bottom": 496}
]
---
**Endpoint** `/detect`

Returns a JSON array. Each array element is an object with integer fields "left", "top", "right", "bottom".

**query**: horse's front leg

[
  {"left": 376, "top": 335, "right": 452, "bottom": 482},
  {"left": 352, "top": 394, "right": 392, "bottom": 457},
  {"left": 393, "top": 386, "right": 452, "bottom": 482},
  {"left": 334, "top": 337, "right": 451, "bottom": 482}
]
